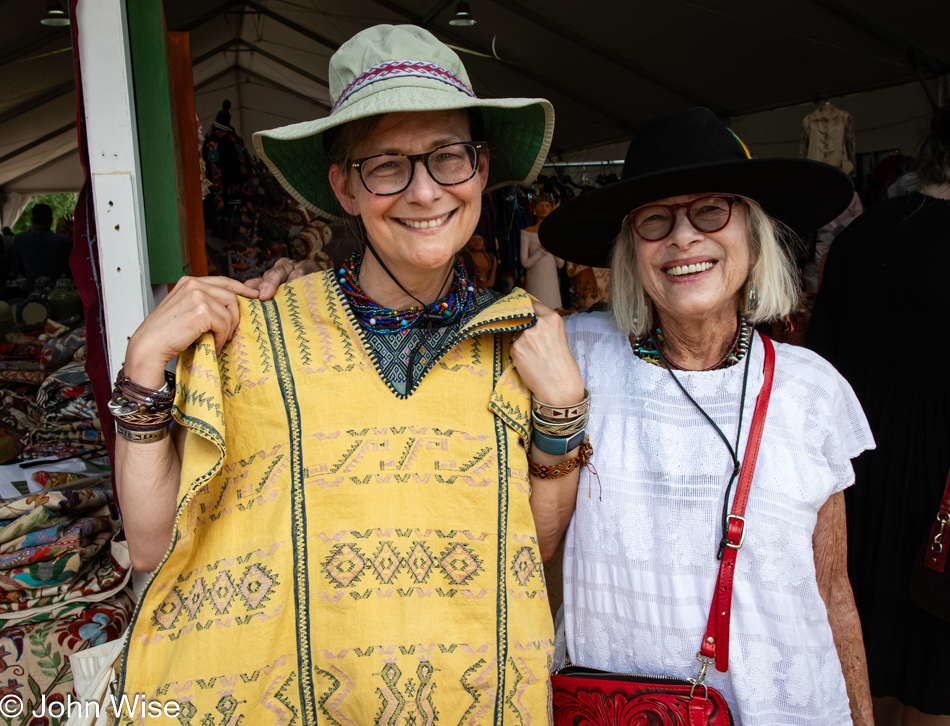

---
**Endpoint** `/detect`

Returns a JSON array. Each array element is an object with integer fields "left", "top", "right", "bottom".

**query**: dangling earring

[{"left": 745, "top": 283, "right": 759, "bottom": 316}]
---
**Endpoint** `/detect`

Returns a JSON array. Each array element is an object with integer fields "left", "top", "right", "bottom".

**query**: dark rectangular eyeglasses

[{"left": 350, "top": 142, "right": 486, "bottom": 196}]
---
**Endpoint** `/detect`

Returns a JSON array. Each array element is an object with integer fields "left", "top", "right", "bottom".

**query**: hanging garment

[
  {"left": 119, "top": 271, "right": 554, "bottom": 725},
  {"left": 801, "top": 103, "right": 856, "bottom": 174},
  {"left": 808, "top": 192, "right": 950, "bottom": 715},
  {"left": 202, "top": 122, "right": 255, "bottom": 242}
]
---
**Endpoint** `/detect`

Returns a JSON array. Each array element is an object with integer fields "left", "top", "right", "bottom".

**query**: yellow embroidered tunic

[{"left": 119, "top": 271, "right": 554, "bottom": 725}]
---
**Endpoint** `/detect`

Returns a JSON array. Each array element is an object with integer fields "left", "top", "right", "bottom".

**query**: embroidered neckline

[
  {"left": 336, "top": 253, "right": 474, "bottom": 333},
  {"left": 331, "top": 274, "right": 536, "bottom": 399}
]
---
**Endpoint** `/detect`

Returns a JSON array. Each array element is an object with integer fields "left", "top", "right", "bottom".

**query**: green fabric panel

[{"left": 126, "top": 0, "right": 183, "bottom": 284}]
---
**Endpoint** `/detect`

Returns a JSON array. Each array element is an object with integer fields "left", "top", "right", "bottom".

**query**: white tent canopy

[{"left": 1, "top": 0, "right": 949, "bottom": 205}]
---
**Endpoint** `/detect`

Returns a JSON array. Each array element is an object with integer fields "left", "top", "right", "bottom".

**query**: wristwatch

[{"left": 532, "top": 428, "right": 588, "bottom": 456}]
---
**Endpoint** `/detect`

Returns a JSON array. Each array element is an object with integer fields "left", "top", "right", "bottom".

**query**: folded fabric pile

[
  {"left": 0, "top": 485, "right": 133, "bottom": 726},
  {"left": 0, "top": 326, "right": 101, "bottom": 462}
]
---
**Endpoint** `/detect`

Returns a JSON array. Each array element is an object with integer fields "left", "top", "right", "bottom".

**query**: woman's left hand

[{"left": 510, "top": 301, "right": 584, "bottom": 406}]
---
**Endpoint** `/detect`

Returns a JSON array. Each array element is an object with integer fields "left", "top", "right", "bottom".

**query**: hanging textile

[{"left": 801, "top": 102, "right": 856, "bottom": 174}]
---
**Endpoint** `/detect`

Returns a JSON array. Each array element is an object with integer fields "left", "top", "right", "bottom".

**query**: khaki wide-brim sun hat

[{"left": 253, "top": 24, "right": 554, "bottom": 220}]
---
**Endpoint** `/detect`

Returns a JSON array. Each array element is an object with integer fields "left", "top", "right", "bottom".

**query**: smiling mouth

[
  {"left": 665, "top": 260, "right": 716, "bottom": 277},
  {"left": 398, "top": 211, "right": 455, "bottom": 229}
]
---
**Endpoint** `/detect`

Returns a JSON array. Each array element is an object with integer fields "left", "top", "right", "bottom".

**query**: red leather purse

[
  {"left": 551, "top": 336, "right": 776, "bottom": 726},
  {"left": 908, "top": 467, "right": 950, "bottom": 622}
]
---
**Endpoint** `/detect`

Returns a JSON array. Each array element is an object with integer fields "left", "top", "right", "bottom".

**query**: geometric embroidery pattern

[
  {"left": 407, "top": 542, "right": 434, "bottom": 584},
  {"left": 210, "top": 572, "right": 237, "bottom": 614},
  {"left": 151, "top": 562, "right": 279, "bottom": 632},
  {"left": 414, "top": 661, "right": 439, "bottom": 726},
  {"left": 510, "top": 547, "right": 539, "bottom": 587},
  {"left": 376, "top": 662, "right": 406, "bottom": 726},
  {"left": 319, "top": 540, "right": 490, "bottom": 590},
  {"left": 241, "top": 563, "right": 276, "bottom": 608},
  {"left": 372, "top": 542, "right": 402, "bottom": 584},
  {"left": 324, "top": 544, "right": 368, "bottom": 589},
  {"left": 439, "top": 543, "right": 482, "bottom": 586}
]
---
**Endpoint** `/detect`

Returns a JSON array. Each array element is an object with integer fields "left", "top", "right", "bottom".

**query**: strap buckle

[
  {"left": 931, "top": 513, "right": 949, "bottom": 556},
  {"left": 694, "top": 653, "right": 713, "bottom": 686},
  {"left": 724, "top": 514, "right": 747, "bottom": 550}
]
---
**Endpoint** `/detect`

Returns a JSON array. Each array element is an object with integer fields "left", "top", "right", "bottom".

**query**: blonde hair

[{"left": 610, "top": 197, "right": 800, "bottom": 337}]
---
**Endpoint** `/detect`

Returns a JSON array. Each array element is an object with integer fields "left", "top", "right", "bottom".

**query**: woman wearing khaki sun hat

[{"left": 112, "top": 23, "right": 584, "bottom": 725}]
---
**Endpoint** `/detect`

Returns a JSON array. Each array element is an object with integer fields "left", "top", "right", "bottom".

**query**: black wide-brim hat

[{"left": 539, "top": 107, "right": 854, "bottom": 268}]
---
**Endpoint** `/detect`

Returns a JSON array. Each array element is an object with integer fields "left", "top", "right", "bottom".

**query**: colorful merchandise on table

[
  {"left": 29, "top": 472, "right": 87, "bottom": 490},
  {"left": 0, "top": 590, "right": 134, "bottom": 726},
  {"left": 0, "top": 488, "right": 128, "bottom": 615}
]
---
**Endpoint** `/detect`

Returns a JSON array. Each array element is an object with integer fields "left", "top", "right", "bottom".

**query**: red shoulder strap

[{"left": 699, "top": 334, "right": 775, "bottom": 673}]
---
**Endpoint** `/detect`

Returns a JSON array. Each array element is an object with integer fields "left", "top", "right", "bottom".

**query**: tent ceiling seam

[
  {"left": 482, "top": 0, "right": 730, "bottom": 116},
  {"left": 238, "top": 40, "right": 331, "bottom": 91},
  {"left": 807, "top": 0, "right": 950, "bottom": 74},
  {"left": 0, "top": 146, "right": 78, "bottom": 190},
  {"left": 243, "top": 2, "right": 341, "bottom": 52},
  {"left": 0, "top": 122, "right": 75, "bottom": 166},
  {"left": 173, "top": 0, "right": 249, "bottom": 33},
  {"left": 0, "top": 29, "right": 69, "bottom": 69},
  {"left": 364, "top": 0, "right": 633, "bottom": 131},
  {"left": 421, "top": 0, "right": 456, "bottom": 27},
  {"left": 0, "top": 81, "right": 75, "bottom": 127}
]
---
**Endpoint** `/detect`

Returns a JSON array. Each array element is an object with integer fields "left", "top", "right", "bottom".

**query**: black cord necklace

[
  {"left": 359, "top": 239, "right": 470, "bottom": 391},
  {"left": 653, "top": 328, "right": 756, "bottom": 560}
]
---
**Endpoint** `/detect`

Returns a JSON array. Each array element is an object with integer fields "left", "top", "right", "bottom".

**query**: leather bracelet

[
  {"left": 116, "top": 423, "right": 171, "bottom": 444},
  {"left": 529, "top": 437, "right": 592, "bottom": 479},
  {"left": 109, "top": 367, "right": 175, "bottom": 419},
  {"left": 532, "top": 411, "right": 588, "bottom": 440},
  {"left": 531, "top": 388, "right": 591, "bottom": 422},
  {"left": 533, "top": 427, "right": 587, "bottom": 456}
]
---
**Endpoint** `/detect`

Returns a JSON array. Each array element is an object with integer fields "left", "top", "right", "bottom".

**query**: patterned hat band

[{"left": 331, "top": 60, "right": 476, "bottom": 114}]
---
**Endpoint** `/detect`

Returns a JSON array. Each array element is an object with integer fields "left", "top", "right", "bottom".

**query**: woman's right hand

[
  {"left": 245, "top": 257, "right": 321, "bottom": 300},
  {"left": 124, "top": 276, "right": 260, "bottom": 389}
]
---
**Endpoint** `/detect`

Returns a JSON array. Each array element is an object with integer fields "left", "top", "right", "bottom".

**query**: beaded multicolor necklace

[
  {"left": 337, "top": 252, "right": 474, "bottom": 333},
  {"left": 631, "top": 317, "right": 753, "bottom": 371}
]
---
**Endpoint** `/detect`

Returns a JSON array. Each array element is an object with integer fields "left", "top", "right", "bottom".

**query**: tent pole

[{"left": 75, "top": 0, "right": 157, "bottom": 378}]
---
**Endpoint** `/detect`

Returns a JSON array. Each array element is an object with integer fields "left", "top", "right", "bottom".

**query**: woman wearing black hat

[{"left": 540, "top": 107, "right": 874, "bottom": 725}]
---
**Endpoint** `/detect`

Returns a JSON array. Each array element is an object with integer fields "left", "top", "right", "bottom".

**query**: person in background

[
  {"left": 1, "top": 227, "right": 14, "bottom": 255},
  {"left": 808, "top": 105, "right": 950, "bottom": 725},
  {"left": 0, "top": 226, "right": 13, "bottom": 288},
  {"left": 12, "top": 204, "right": 72, "bottom": 290}
]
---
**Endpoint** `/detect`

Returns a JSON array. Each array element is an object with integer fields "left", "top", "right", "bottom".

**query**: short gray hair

[{"left": 610, "top": 197, "right": 800, "bottom": 337}]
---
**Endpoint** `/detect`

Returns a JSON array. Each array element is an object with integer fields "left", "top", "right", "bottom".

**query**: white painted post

[{"left": 76, "top": 0, "right": 157, "bottom": 378}]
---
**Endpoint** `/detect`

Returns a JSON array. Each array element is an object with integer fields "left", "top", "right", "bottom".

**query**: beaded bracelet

[
  {"left": 531, "top": 388, "right": 591, "bottom": 422},
  {"left": 528, "top": 437, "right": 593, "bottom": 479}
]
